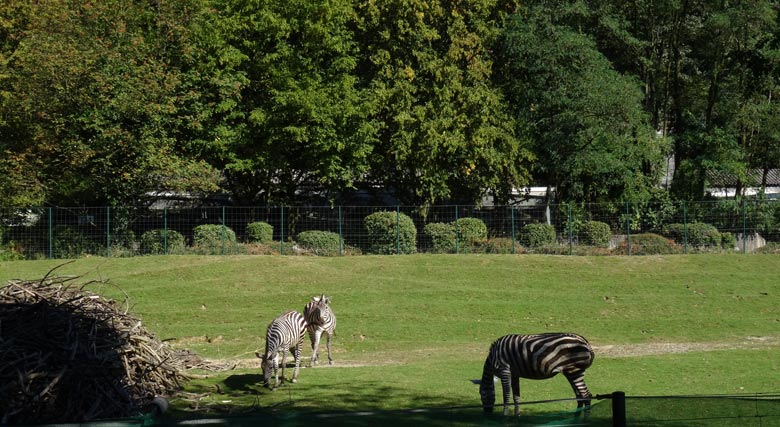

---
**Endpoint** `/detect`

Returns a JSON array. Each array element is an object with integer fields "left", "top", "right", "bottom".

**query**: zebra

[
  {"left": 478, "top": 333, "right": 595, "bottom": 416},
  {"left": 303, "top": 294, "right": 337, "bottom": 366},
  {"left": 255, "top": 310, "right": 308, "bottom": 389}
]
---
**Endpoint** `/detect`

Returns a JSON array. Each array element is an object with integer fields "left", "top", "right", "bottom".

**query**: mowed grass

[{"left": 1, "top": 254, "right": 779, "bottom": 416}]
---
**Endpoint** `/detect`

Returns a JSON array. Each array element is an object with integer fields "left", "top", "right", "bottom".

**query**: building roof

[{"left": 707, "top": 169, "right": 780, "bottom": 188}]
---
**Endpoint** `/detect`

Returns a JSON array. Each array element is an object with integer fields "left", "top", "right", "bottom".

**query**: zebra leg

[
  {"left": 511, "top": 375, "right": 520, "bottom": 416},
  {"left": 291, "top": 340, "right": 302, "bottom": 383},
  {"left": 280, "top": 349, "right": 288, "bottom": 385},
  {"left": 310, "top": 329, "right": 322, "bottom": 366},
  {"left": 325, "top": 331, "right": 333, "bottom": 365},
  {"left": 498, "top": 369, "right": 512, "bottom": 416},
  {"left": 564, "top": 370, "right": 592, "bottom": 412},
  {"left": 272, "top": 356, "right": 280, "bottom": 389}
]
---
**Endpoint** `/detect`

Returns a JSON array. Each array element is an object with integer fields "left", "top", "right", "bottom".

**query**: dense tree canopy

[{"left": 1, "top": 0, "right": 778, "bottom": 207}]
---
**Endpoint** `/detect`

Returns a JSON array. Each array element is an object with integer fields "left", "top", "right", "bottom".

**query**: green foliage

[
  {"left": 246, "top": 222, "right": 274, "bottom": 244},
  {"left": 52, "top": 226, "right": 101, "bottom": 258},
  {"left": 580, "top": 221, "right": 612, "bottom": 248},
  {"left": 363, "top": 211, "right": 417, "bottom": 254},
  {"left": 423, "top": 223, "right": 456, "bottom": 254},
  {"left": 193, "top": 224, "right": 238, "bottom": 253},
  {"left": 497, "top": 5, "right": 666, "bottom": 204},
  {"left": 614, "top": 233, "right": 681, "bottom": 255},
  {"left": 519, "top": 223, "right": 556, "bottom": 248},
  {"left": 664, "top": 222, "right": 722, "bottom": 247},
  {"left": 140, "top": 229, "right": 185, "bottom": 255},
  {"left": 296, "top": 230, "right": 341, "bottom": 256},
  {"left": 455, "top": 218, "right": 488, "bottom": 246}
]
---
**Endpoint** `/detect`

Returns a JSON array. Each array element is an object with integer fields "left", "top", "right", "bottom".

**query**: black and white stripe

[
  {"left": 479, "top": 333, "right": 595, "bottom": 415},
  {"left": 303, "top": 294, "right": 337, "bottom": 366},
  {"left": 256, "top": 310, "right": 308, "bottom": 389}
]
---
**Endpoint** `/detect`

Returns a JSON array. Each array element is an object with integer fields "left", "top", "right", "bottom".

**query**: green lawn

[{"left": 1, "top": 254, "right": 779, "bottom": 418}]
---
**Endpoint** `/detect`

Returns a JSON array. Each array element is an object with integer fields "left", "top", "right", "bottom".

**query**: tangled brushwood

[{"left": 0, "top": 270, "right": 189, "bottom": 424}]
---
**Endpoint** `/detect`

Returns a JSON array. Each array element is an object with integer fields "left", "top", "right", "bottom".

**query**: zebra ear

[{"left": 324, "top": 295, "right": 331, "bottom": 304}]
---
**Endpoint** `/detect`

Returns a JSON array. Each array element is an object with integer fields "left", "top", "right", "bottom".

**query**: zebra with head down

[
  {"left": 478, "top": 333, "right": 595, "bottom": 416},
  {"left": 256, "top": 310, "right": 308, "bottom": 389}
]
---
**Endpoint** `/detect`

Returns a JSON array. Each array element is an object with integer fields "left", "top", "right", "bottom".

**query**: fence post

[
  {"left": 48, "top": 207, "right": 53, "bottom": 259},
  {"left": 510, "top": 207, "right": 516, "bottom": 254},
  {"left": 683, "top": 201, "right": 688, "bottom": 254},
  {"left": 221, "top": 206, "right": 226, "bottom": 255},
  {"left": 280, "top": 206, "right": 285, "bottom": 255},
  {"left": 625, "top": 202, "right": 631, "bottom": 256},
  {"left": 742, "top": 199, "right": 747, "bottom": 253},
  {"left": 106, "top": 207, "right": 111, "bottom": 257},
  {"left": 395, "top": 206, "right": 400, "bottom": 254},
  {"left": 612, "top": 391, "right": 627, "bottom": 427},
  {"left": 164, "top": 208, "right": 168, "bottom": 255},
  {"left": 568, "top": 204, "right": 573, "bottom": 256},
  {"left": 455, "top": 205, "right": 459, "bottom": 254},
  {"left": 338, "top": 205, "right": 343, "bottom": 256}
]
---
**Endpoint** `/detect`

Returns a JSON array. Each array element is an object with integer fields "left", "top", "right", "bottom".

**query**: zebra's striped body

[
  {"left": 257, "top": 310, "right": 308, "bottom": 389},
  {"left": 303, "top": 295, "right": 337, "bottom": 366},
  {"left": 479, "top": 333, "right": 594, "bottom": 415}
]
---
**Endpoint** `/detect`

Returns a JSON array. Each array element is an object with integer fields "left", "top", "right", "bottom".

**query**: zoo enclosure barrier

[
  {"left": 3, "top": 200, "right": 780, "bottom": 260},
  {"left": 33, "top": 392, "right": 780, "bottom": 426}
]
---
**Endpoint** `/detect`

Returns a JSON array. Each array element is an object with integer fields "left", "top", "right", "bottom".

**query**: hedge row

[{"left": 1, "top": 215, "right": 741, "bottom": 259}]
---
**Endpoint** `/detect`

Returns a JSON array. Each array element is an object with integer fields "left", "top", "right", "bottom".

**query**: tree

[
  {"left": 0, "top": 0, "right": 220, "bottom": 207},
  {"left": 355, "top": 0, "right": 533, "bottom": 206},
  {"left": 201, "top": 0, "right": 375, "bottom": 206},
  {"left": 497, "top": 5, "right": 667, "bottom": 204}
]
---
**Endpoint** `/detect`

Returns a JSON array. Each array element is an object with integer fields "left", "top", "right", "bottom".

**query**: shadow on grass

[{"left": 168, "top": 371, "right": 616, "bottom": 427}]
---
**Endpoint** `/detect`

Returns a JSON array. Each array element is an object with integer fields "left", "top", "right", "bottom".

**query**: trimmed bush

[
  {"left": 296, "top": 230, "right": 341, "bottom": 256},
  {"left": 140, "top": 229, "right": 185, "bottom": 255},
  {"left": 246, "top": 221, "right": 274, "bottom": 244},
  {"left": 364, "top": 211, "right": 417, "bottom": 254},
  {"left": 580, "top": 220, "right": 611, "bottom": 248},
  {"left": 614, "top": 233, "right": 680, "bottom": 255},
  {"left": 52, "top": 226, "right": 101, "bottom": 258},
  {"left": 423, "top": 222, "right": 455, "bottom": 253},
  {"left": 720, "top": 231, "right": 737, "bottom": 250},
  {"left": 192, "top": 224, "right": 238, "bottom": 253},
  {"left": 519, "top": 223, "right": 556, "bottom": 248},
  {"left": 664, "top": 222, "right": 721, "bottom": 247},
  {"left": 455, "top": 217, "right": 488, "bottom": 246}
]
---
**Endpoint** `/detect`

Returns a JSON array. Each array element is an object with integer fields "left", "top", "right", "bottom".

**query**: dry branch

[{"left": 0, "top": 274, "right": 189, "bottom": 424}]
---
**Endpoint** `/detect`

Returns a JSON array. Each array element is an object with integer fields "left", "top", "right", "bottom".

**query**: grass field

[{"left": 1, "top": 254, "right": 779, "bottom": 420}]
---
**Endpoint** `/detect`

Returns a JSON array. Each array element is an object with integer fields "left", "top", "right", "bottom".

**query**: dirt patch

[
  {"left": 594, "top": 336, "right": 780, "bottom": 358},
  {"left": 195, "top": 336, "right": 780, "bottom": 371}
]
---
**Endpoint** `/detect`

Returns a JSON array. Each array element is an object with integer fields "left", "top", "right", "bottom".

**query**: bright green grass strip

[{"left": 1, "top": 254, "right": 779, "bottom": 418}]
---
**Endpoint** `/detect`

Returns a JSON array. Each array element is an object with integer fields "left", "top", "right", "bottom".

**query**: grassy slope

[{"left": 1, "top": 254, "right": 778, "bottom": 414}]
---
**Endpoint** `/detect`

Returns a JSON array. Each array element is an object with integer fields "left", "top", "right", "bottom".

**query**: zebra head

[
  {"left": 256, "top": 351, "right": 275, "bottom": 386},
  {"left": 479, "top": 357, "right": 496, "bottom": 413}
]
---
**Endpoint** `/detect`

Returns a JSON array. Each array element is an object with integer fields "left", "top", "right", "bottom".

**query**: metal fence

[{"left": 2, "top": 200, "right": 780, "bottom": 260}]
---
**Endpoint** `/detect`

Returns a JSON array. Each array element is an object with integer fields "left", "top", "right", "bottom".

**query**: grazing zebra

[
  {"left": 478, "top": 333, "right": 595, "bottom": 416},
  {"left": 256, "top": 310, "right": 308, "bottom": 389},
  {"left": 303, "top": 294, "right": 337, "bottom": 366}
]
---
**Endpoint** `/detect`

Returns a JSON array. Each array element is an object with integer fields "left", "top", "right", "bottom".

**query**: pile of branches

[{"left": 0, "top": 270, "right": 189, "bottom": 424}]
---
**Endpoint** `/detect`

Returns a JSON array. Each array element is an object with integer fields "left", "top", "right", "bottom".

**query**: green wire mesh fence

[{"left": 2, "top": 200, "right": 780, "bottom": 260}]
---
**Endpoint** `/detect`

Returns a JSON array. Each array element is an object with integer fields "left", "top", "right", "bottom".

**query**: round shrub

[
  {"left": 455, "top": 217, "right": 488, "bottom": 246},
  {"left": 296, "top": 230, "right": 341, "bottom": 256},
  {"left": 423, "top": 222, "right": 456, "bottom": 253},
  {"left": 580, "top": 220, "right": 611, "bottom": 248},
  {"left": 52, "top": 226, "right": 101, "bottom": 258},
  {"left": 613, "top": 233, "right": 680, "bottom": 255},
  {"left": 246, "top": 221, "right": 274, "bottom": 244},
  {"left": 519, "top": 223, "right": 556, "bottom": 248},
  {"left": 364, "top": 211, "right": 417, "bottom": 254},
  {"left": 720, "top": 231, "right": 737, "bottom": 250},
  {"left": 664, "top": 222, "right": 721, "bottom": 247},
  {"left": 193, "top": 224, "right": 237, "bottom": 253},
  {"left": 140, "top": 229, "right": 185, "bottom": 255}
]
